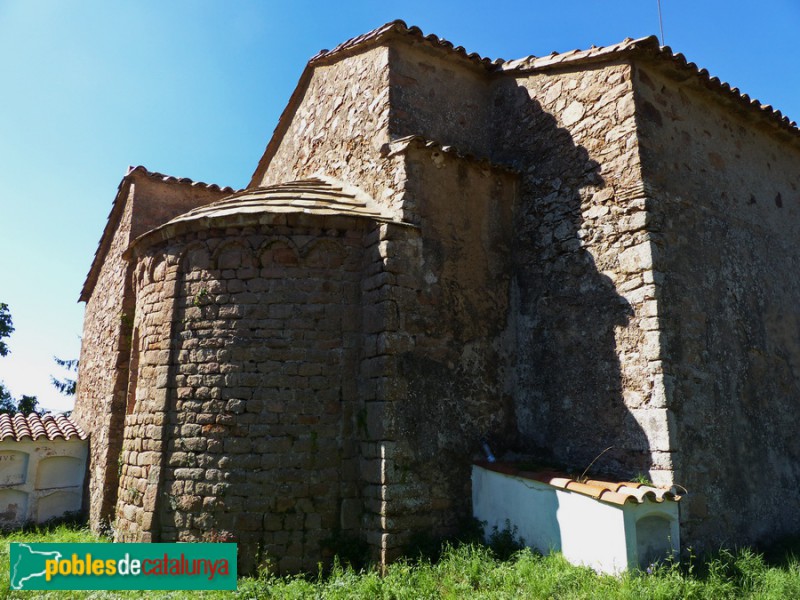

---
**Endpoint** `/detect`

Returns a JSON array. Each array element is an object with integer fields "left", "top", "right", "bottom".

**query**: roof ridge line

[
  {"left": 309, "top": 19, "right": 502, "bottom": 70},
  {"left": 475, "top": 460, "right": 681, "bottom": 506},
  {"left": 652, "top": 44, "right": 798, "bottom": 131},
  {"left": 499, "top": 36, "right": 659, "bottom": 71},
  {"left": 126, "top": 165, "right": 238, "bottom": 194},
  {"left": 497, "top": 36, "right": 798, "bottom": 136}
]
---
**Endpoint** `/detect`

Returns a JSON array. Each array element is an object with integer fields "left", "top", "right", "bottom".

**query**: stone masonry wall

[
  {"left": 83, "top": 28, "right": 800, "bottom": 569},
  {"left": 491, "top": 61, "right": 671, "bottom": 483},
  {"left": 115, "top": 217, "right": 371, "bottom": 573},
  {"left": 257, "top": 48, "right": 404, "bottom": 218},
  {"left": 75, "top": 174, "right": 229, "bottom": 531},
  {"left": 358, "top": 148, "right": 517, "bottom": 559},
  {"left": 253, "top": 46, "right": 673, "bottom": 549},
  {"left": 634, "top": 62, "right": 800, "bottom": 548},
  {"left": 354, "top": 220, "right": 419, "bottom": 562},
  {"left": 114, "top": 245, "right": 178, "bottom": 545},
  {"left": 388, "top": 44, "right": 492, "bottom": 160},
  {"left": 75, "top": 189, "right": 135, "bottom": 528},
  {"left": 130, "top": 176, "right": 231, "bottom": 240},
  {"left": 256, "top": 43, "right": 493, "bottom": 223}
]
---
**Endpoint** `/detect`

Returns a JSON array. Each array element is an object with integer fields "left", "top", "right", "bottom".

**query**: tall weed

[{"left": 3, "top": 524, "right": 800, "bottom": 598}]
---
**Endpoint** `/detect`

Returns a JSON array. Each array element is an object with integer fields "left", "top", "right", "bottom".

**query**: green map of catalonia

[{"left": 10, "top": 543, "right": 62, "bottom": 590}]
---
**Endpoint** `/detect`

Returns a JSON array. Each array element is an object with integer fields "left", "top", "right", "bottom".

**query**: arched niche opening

[
  {"left": 635, "top": 514, "right": 675, "bottom": 568},
  {"left": 35, "top": 456, "right": 84, "bottom": 490}
]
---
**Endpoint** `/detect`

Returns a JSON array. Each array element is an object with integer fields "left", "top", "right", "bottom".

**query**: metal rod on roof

[{"left": 657, "top": 0, "right": 665, "bottom": 46}]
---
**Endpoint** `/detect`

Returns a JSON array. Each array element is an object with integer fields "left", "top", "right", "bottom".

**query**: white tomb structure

[
  {"left": 0, "top": 414, "right": 88, "bottom": 526},
  {"left": 472, "top": 461, "right": 681, "bottom": 574}
]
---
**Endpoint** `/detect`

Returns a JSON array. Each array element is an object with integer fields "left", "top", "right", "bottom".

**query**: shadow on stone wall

[{"left": 491, "top": 78, "right": 652, "bottom": 478}]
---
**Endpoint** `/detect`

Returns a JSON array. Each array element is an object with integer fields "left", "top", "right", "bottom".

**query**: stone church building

[{"left": 75, "top": 21, "right": 800, "bottom": 571}]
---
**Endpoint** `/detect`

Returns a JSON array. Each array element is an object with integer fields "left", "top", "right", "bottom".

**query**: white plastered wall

[
  {"left": 472, "top": 465, "right": 679, "bottom": 574},
  {"left": 0, "top": 438, "right": 88, "bottom": 525}
]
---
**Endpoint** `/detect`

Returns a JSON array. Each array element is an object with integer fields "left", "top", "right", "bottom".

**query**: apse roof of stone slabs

[
  {"left": 313, "top": 20, "right": 799, "bottom": 135},
  {"left": 475, "top": 460, "right": 681, "bottom": 506},
  {"left": 169, "top": 176, "right": 394, "bottom": 223},
  {"left": 0, "top": 413, "right": 88, "bottom": 442},
  {"left": 127, "top": 176, "right": 399, "bottom": 254}
]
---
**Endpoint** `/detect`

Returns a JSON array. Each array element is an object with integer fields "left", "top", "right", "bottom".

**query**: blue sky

[{"left": 0, "top": 0, "right": 798, "bottom": 412}]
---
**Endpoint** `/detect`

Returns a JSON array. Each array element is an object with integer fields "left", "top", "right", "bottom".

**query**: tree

[
  {"left": 52, "top": 357, "right": 78, "bottom": 396},
  {"left": 16, "top": 395, "right": 40, "bottom": 414},
  {"left": 0, "top": 393, "right": 42, "bottom": 415},
  {"left": 0, "top": 385, "right": 14, "bottom": 413},
  {"left": 0, "top": 304, "right": 14, "bottom": 408},
  {"left": 0, "top": 303, "right": 13, "bottom": 357},
  {"left": 0, "top": 303, "right": 40, "bottom": 414}
]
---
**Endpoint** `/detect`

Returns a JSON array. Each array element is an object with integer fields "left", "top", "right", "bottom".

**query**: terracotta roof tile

[
  {"left": 499, "top": 36, "right": 798, "bottom": 137},
  {"left": 309, "top": 20, "right": 501, "bottom": 70},
  {"left": 310, "top": 22, "right": 797, "bottom": 140},
  {"left": 0, "top": 413, "right": 88, "bottom": 442},
  {"left": 475, "top": 460, "right": 680, "bottom": 506},
  {"left": 499, "top": 37, "right": 651, "bottom": 71},
  {"left": 257, "top": 23, "right": 799, "bottom": 187},
  {"left": 124, "top": 166, "right": 237, "bottom": 194}
]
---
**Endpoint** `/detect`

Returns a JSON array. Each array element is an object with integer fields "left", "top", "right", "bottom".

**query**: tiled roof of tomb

[
  {"left": 476, "top": 461, "right": 681, "bottom": 506},
  {"left": 0, "top": 413, "right": 88, "bottom": 442}
]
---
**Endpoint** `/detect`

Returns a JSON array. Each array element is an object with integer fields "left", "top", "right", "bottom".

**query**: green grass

[{"left": 3, "top": 525, "right": 800, "bottom": 598}]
